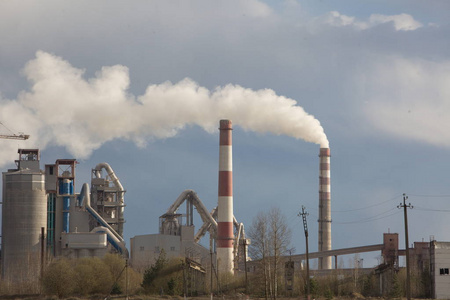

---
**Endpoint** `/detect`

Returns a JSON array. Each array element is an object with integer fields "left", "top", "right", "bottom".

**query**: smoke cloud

[{"left": 0, "top": 51, "right": 328, "bottom": 165}]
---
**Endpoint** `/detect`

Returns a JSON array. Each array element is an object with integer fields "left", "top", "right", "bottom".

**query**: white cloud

[
  {"left": 369, "top": 13, "right": 423, "bottom": 31},
  {"left": 362, "top": 57, "right": 450, "bottom": 147},
  {"left": 321, "top": 11, "right": 368, "bottom": 29},
  {"left": 316, "top": 11, "right": 423, "bottom": 31},
  {"left": 240, "top": 0, "right": 273, "bottom": 17}
]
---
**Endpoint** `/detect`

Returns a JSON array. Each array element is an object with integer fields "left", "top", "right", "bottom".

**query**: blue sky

[{"left": 1, "top": 0, "right": 450, "bottom": 268}]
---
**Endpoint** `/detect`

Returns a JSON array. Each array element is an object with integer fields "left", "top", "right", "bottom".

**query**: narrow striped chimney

[
  {"left": 217, "top": 119, "right": 234, "bottom": 274},
  {"left": 318, "top": 147, "right": 332, "bottom": 269}
]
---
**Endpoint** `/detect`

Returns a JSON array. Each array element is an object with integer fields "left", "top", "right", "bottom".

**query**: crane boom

[
  {"left": 0, "top": 134, "right": 30, "bottom": 140},
  {"left": 0, "top": 121, "right": 30, "bottom": 140}
]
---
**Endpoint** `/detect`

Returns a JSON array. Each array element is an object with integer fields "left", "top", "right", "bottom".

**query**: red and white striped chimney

[
  {"left": 217, "top": 119, "right": 234, "bottom": 274},
  {"left": 318, "top": 147, "right": 332, "bottom": 269}
]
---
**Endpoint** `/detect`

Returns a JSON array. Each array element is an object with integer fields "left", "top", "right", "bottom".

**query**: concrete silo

[{"left": 1, "top": 149, "right": 47, "bottom": 281}]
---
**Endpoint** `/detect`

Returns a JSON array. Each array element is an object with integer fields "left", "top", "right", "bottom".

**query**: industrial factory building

[
  {"left": 130, "top": 222, "right": 211, "bottom": 272},
  {"left": 131, "top": 121, "right": 247, "bottom": 275},
  {"left": 0, "top": 147, "right": 219, "bottom": 283},
  {"left": 3, "top": 120, "right": 450, "bottom": 300},
  {"left": 129, "top": 121, "right": 247, "bottom": 276},
  {"left": 0, "top": 120, "right": 248, "bottom": 283},
  {"left": 1, "top": 149, "right": 128, "bottom": 281},
  {"left": 130, "top": 190, "right": 214, "bottom": 271}
]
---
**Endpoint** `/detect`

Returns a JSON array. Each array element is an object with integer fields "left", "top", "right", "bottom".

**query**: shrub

[
  {"left": 73, "top": 257, "right": 112, "bottom": 295},
  {"left": 41, "top": 255, "right": 142, "bottom": 298},
  {"left": 42, "top": 258, "right": 75, "bottom": 298}
]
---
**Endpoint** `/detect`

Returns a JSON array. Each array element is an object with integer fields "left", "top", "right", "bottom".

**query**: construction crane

[
  {"left": 0, "top": 121, "right": 30, "bottom": 140},
  {"left": 0, "top": 133, "right": 29, "bottom": 140}
]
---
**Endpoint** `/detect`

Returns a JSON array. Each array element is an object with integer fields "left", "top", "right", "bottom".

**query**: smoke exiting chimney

[
  {"left": 0, "top": 51, "right": 329, "bottom": 167},
  {"left": 318, "top": 147, "right": 332, "bottom": 269},
  {"left": 217, "top": 119, "right": 234, "bottom": 274}
]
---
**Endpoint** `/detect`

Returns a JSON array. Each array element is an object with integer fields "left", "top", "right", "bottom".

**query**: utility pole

[
  {"left": 40, "top": 227, "right": 45, "bottom": 279},
  {"left": 299, "top": 206, "right": 310, "bottom": 300},
  {"left": 398, "top": 193, "right": 413, "bottom": 300},
  {"left": 125, "top": 259, "right": 129, "bottom": 300},
  {"left": 182, "top": 259, "right": 187, "bottom": 300},
  {"left": 210, "top": 238, "right": 214, "bottom": 300}
]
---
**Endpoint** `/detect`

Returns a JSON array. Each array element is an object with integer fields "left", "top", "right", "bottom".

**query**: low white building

[
  {"left": 431, "top": 241, "right": 450, "bottom": 299},
  {"left": 130, "top": 225, "right": 212, "bottom": 272}
]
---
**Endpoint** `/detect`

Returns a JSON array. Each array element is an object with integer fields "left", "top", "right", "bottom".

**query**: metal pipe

[
  {"left": 194, "top": 207, "right": 217, "bottom": 243},
  {"left": 166, "top": 190, "right": 218, "bottom": 229}
]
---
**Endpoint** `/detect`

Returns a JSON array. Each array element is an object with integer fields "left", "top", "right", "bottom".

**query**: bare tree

[
  {"left": 248, "top": 211, "right": 270, "bottom": 299},
  {"left": 248, "top": 207, "right": 292, "bottom": 300},
  {"left": 269, "top": 207, "right": 291, "bottom": 300}
]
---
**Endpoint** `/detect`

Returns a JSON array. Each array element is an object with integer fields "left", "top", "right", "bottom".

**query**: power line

[
  {"left": 297, "top": 193, "right": 446, "bottom": 216},
  {"left": 332, "top": 194, "right": 402, "bottom": 213},
  {"left": 286, "top": 210, "right": 301, "bottom": 224},
  {"left": 408, "top": 194, "right": 450, "bottom": 198},
  {"left": 287, "top": 217, "right": 302, "bottom": 230},
  {"left": 413, "top": 206, "right": 450, "bottom": 213},
  {"left": 307, "top": 205, "right": 399, "bottom": 225},
  {"left": 334, "top": 207, "right": 400, "bottom": 225}
]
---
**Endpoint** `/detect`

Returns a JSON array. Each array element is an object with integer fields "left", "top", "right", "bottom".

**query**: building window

[
  {"left": 140, "top": 246, "right": 144, "bottom": 251},
  {"left": 440, "top": 268, "right": 449, "bottom": 275},
  {"left": 154, "top": 246, "right": 160, "bottom": 253},
  {"left": 170, "top": 246, "right": 175, "bottom": 251}
]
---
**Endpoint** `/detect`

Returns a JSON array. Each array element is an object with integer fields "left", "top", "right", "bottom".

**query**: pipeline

[
  {"left": 91, "top": 226, "right": 129, "bottom": 257},
  {"left": 93, "top": 163, "right": 125, "bottom": 236},
  {"left": 194, "top": 207, "right": 247, "bottom": 266},
  {"left": 166, "top": 190, "right": 218, "bottom": 229},
  {"left": 233, "top": 217, "right": 246, "bottom": 264},
  {"left": 164, "top": 190, "right": 248, "bottom": 265},
  {"left": 78, "top": 183, "right": 129, "bottom": 258},
  {"left": 194, "top": 207, "right": 217, "bottom": 242}
]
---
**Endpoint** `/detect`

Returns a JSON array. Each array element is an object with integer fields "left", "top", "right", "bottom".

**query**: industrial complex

[
  {"left": 1, "top": 119, "right": 450, "bottom": 298},
  {"left": 1, "top": 149, "right": 128, "bottom": 281}
]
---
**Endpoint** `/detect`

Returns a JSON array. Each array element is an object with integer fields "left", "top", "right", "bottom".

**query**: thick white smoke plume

[{"left": 0, "top": 51, "right": 328, "bottom": 166}]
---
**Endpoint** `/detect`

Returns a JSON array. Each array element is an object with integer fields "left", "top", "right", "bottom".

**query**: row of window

[{"left": 139, "top": 246, "right": 176, "bottom": 252}]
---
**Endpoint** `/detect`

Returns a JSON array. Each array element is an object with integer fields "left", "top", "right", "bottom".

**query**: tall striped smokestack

[
  {"left": 318, "top": 147, "right": 332, "bottom": 269},
  {"left": 217, "top": 119, "right": 234, "bottom": 274}
]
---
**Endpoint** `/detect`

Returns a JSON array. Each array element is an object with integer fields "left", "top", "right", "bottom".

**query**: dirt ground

[{"left": 0, "top": 294, "right": 431, "bottom": 300}]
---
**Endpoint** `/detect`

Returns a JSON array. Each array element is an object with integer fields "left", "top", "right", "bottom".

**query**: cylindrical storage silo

[{"left": 1, "top": 169, "right": 47, "bottom": 281}]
